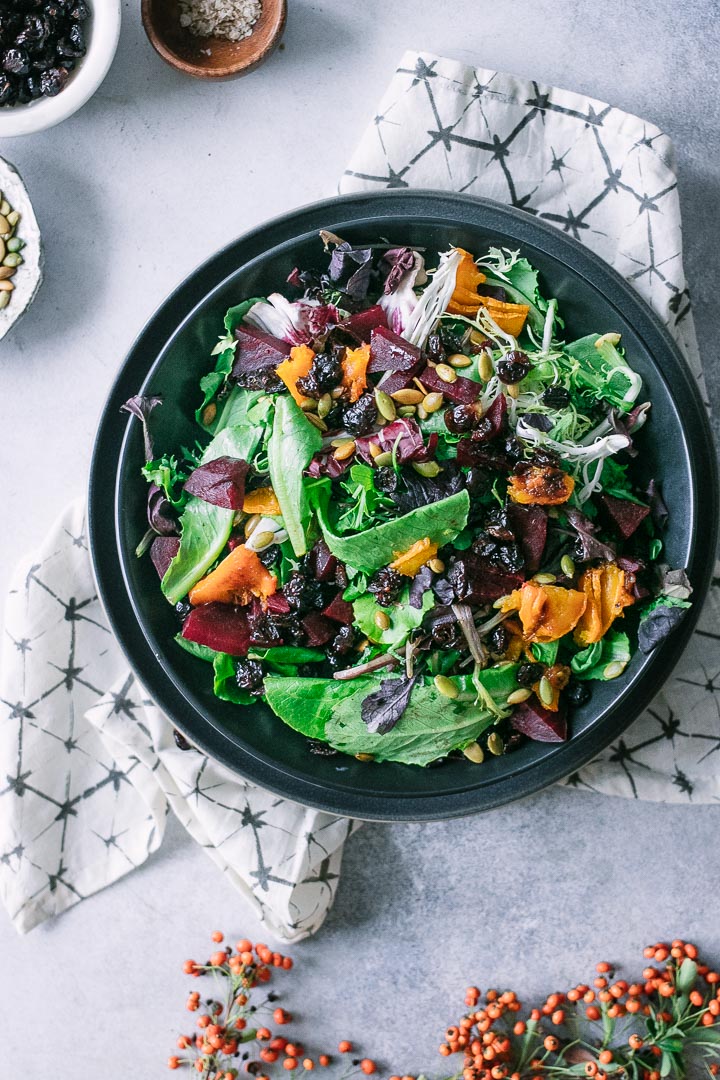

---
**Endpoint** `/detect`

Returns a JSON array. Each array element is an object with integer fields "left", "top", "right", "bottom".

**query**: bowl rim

[
  {"left": 88, "top": 190, "right": 718, "bottom": 822},
  {"left": 140, "top": 0, "right": 287, "bottom": 79},
  {"left": 0, "top": 0, "right": 122, "bottom": 137}
]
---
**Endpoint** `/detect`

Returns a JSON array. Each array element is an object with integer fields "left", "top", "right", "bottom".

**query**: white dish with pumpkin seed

[{"left": 0, "top": 157, "right": 42, "bottom": 342}]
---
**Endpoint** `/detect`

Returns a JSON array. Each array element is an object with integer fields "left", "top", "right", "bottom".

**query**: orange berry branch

[{"left": 168, "top": 937, "right": 720, "bottom": 1080}]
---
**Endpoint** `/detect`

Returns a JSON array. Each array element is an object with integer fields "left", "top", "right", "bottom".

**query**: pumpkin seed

[
  {"left": 422, "top": 392, "right": 444, "bottom": 413},
  {"left": 595, "top": 332, "right": 621, "bottom": 348},
  {"left": 3, "top": 253, "right": 22, "bottom": 267},
  {"left": 416, "top": 405, "right": 428, "bottom": 421},
  {"left": 412, "top": 460, "right": 441, "bottom": 478},
  {"left": 0, "top": 200, "right": 9, "bottom": 217},
  {"left": 469, "top": 329, "right": 487, "bottom": 346},
  {"left": 373, "top": 451, "right": 393, "bottom": 467},
  {"left": 375, "top": 389, "right": 397, "bottom": 422},
  {"left": 413, "top": 377, "right": 429, "bottom": 395},
  {"left": 560, "top": 555, "right": 576, "bottom": 578},
  {"left": 0, "top": 238, "right": 6, "bottom": 262},
  {"left": 368, "top": 442, "right": 383, "bottom": 459},
  {"left": 479, "top": 350, "right": 494, "bottom": 381},
  {"left": 0, "top": 291, "right": 9, "bottom": 310},
  {"left": 391, "top": 388, "right": 424, "bottom": 405},
  {"left": 355, "top": 753, "right": 375, "bottom": 762},
  {"left": 0, "top": 266, "right": 15, "bottom": 280},
  {"left": 435, "top": 363, "right": 458, "bottom": 383},
  {"left": 251, "top": 530, "right": 276, "bottom": 551},
  {"left": 448, "top": 352, "right": 472, "bottom": 368},
  {"left": 538, "top": 676, "right": 554, "bottom": 707},
  {"left": 317, "top": 393, "right": 332, "bottom": 418},
  {"left": 374, "top": 610, "right": 391, "bottom": 631},
  {"left": 305, "top": 412, "right": 327, "bottom": 432},
  {"left": 6, "top": 210, "right": 20, "bottom": 228},
  {"left": 333, "top": 439, "right": 356, "bottom": 462},
  {"left": 6, "top": 237, "right": 24, "bottom": 253},
  {"left": 300, "top": 397, "right": 317, "bottom": 412},
  {"left": 604, "top": 661, "right": 626, "bottom": 680},
  {"left": 428, "top": 557, "right": 445, "bottom": 573},
  {"left": 397, "top": 405, "right": 417, "bottom": 417},
  {"left": 0, "top": 280, "right": 14, "bottom": 292},
  {"left": 487, "top": 732, "right": 504, "bottom": 756},
  {"left": 533, "top": 572, "right": 557, "bottom": 585},
  {"left": 463, "top": 742, "right": 485, "bottom": 764},
  {"left": 433, "top": 674, "right": 459, "bottom": 699},
  {"left": 507, "top": 382, "right": 520, "bottom": 399},
  {"left": 244, "top": 514, "right": 261, "bottom": 538},
  {"left": 201, "top": 402, "right": 217, "bottom": 426},
  {"left": 506, "top": 688, "right": 532, "bottom": 705},
  {"left": 331, "top": 386, "right": 345, "bottom": 399},
  {"left": 0, "top": 215, "right": 9, "bottom": 235}
]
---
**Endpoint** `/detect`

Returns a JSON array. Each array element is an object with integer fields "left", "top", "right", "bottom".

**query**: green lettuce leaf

[
  {"left": 213, "top": 652, "right": 253, "bottom": 704},
  {"left": 161, "top": 389, "right": 273, "bottom": 605},
  {"left": 263, "top": 664, "right": 519, "bottom": 766},
  {"left": 570, "top": 631, "right": 631, "bottom": 681},
  {"left": 175, "top": 635, "right": 217, "bottom": 662},
  {"left": 352, "top": 587, "right": 434, "bottom": 649},
  {"left": 267, "top": 395, "right": 323, "bottom": 557},
  {"left": 565, "top": 335, "right": 642, "bottom": 412},
  {"left": 248, "top": 646, "right": 326, "bottom": 665},
  {"left": 313, "top": 484, "right": 470, "bottom": 574},
  {"left": 195, "top": 298, "right": 264, "bottom": 427},
  {"left": 529, "top": 640, "right": 559, "bottom": 666}
]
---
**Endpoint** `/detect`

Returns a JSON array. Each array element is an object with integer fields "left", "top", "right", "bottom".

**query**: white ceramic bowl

[
  {"left": 0, "top": 157, "right": 42, "bottom": 341},
  {"left": 0, "top": 2, "right": 122, "bottom": 138}
]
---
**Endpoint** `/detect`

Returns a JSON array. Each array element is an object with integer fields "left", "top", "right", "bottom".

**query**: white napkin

[{"left": 1, "top": 53, "right": 717, "bottom": 938}]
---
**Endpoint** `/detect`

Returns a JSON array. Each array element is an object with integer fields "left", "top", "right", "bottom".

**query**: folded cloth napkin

[{"left": 1, "top": 53, "right": 718, "bottom": 938}]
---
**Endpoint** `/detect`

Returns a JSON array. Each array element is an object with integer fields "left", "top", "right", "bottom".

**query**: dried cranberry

[
  {"left": 173, "top": 729, "right": 192, "bottom": 751},
  {"left": 234, "top": 368, "right": 285, "bottom": 393},
  {"left": 257, "top": 544, "right": 279, "bottom": 568},
  {"left": 367, "top": 566, "right": 403, "bottom": 607},
  {"left": 542, "top": 384, "right": 570, "bottom": 408},
  {"left": 329, "top": 624, "right": 355, "bottom": 656},
  {"left": 496, "top": 350, "right": 531, "bottom": 384},
  {"left": 235, "top": 658, "right": 265, "bottom": 695},
  {"left": 296, "top": 352, "right": 342, "bottom": 398},
  {"left": 566, "top": 679, "right": 591, "bottom": 706},
  {"left": 175, "top": 600, "right": 192, "bottom": 621},
  {"left": 488, "top": 625, "right": 510, "bottom": 657},
  {"left": 283, "top": 570, "right": 325, "bottom": 613},
  {"left": 516, "top": 662, "right": 544, "bottom": 686},
  {"left": 444, "top": 403, "right": 481, "bottom": 434},
  {"left": 3, "top": 47, "right": 29, "bottom": 75},
  {"left": 40, "top": 65, "right": 70, "bottom": 95},
  {"left": 426, "top": 333, "right": 446, "bottom": 361},
  {"left": 464, "top": 467, "right": 491, "bottom": 495},
  {"left": 496, "top": 543, "right": 525, "bottom": 573},
  {"left": 342, "top": 392, "right": 378, "bottom": 435},
  {"left": 439, "top": 324, "right": 464, "bottom": 353},
  {"left": 373, "top": 466, "right": 398, "bottom": 493}
]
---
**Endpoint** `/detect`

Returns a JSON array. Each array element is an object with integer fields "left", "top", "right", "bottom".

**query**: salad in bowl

[{"left": 126, "top": 234, "right": 693, "bottom": 768}]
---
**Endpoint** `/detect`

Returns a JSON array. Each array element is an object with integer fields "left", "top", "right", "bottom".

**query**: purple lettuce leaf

[
  {"left": 565, "top": 507, "right": 616, "bottom": 562},
  {"left": 361, "top": 674, "right": 419, "bottom": 735},
  {"left": 328, "top": 243, "right": 374, "bottom": 300},
  {"left": 121, "top": 394, "right": 162, "bottom": 463}
]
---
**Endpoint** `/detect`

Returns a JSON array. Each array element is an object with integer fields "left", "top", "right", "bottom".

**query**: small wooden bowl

[{"left": 141, "top": 0, "right": 287, "bottom": 79}]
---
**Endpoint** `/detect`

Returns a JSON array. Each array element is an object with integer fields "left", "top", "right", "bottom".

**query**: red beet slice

[
  {"left": 266, "top": 593, "right": 292, "bottom": 615},
  {"left": 507, "top": 504, "right": 548, "bottom": 576},
  {"left": 232, "top": 324, "right": 291, "bottom": 375},
  {"left": 369, "top": 326, "right": 423, "bottom": 373},
  {"left": 340, "top": 305, "right": 388, "bottom": 343},
  {"left": 301, "top": 612, "right": 336, "bottom": 647},
  {"left": 307, "top": 539, "right": 338, "bottom": 582},
  {"left": 484, "top": 393, "right": 508, "bottom": 436},
  {"left": 150, "top": 536, "right": 180, "bottom": 579},
  {"left": 182, "top": 603, "right": 250, "bottom": 656},
  {"left": 184, "top": 456, "right": 249, "bottom": 510},
  {"left": 376, "top": 362, "right": 425, "bottom": 395},
  {"left": 456, "top": 441, "right": 514, "bottom": 472},
  {"left": 420, "top": 365, "right": 481, "bottom": 404},
  {"left": 599, "top": 493, "right": 651, "bottom": 539},
  {"left": 511, "top": 699, "right": 567, "bottom": 742},
  {"left": 322, "top": 593, "right": 354, "bottom": 625}
]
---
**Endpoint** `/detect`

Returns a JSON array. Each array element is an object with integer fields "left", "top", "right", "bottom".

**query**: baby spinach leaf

[
  {"left": 162, "top": 389, "right": 272, "bottom": 605},
  {"left": 361, "top": 675, "right": 419, "bottom": 734},
  {"left": 175, "top": 635, "right": 217, "bottom": 662},
  {"left": 268, "top": 395, "right": 323, "bottom": 557},
  {"left": 248, "top": 646, "right": 326, "bottom": 664},
  {"left": 570, "top": 631, "right": 631, "bottom": 680},
  {"left": 313, "top": 484, "right": 470, "bottom": 574},
  {"left": 263, "top": 676, "right": 361, "bottom": 741},
  {"left": 353, "top": 587, "right": 433, "bottom": 649},
  {"left": 529, "top": 640, "right": 559, "bottom": 666}
]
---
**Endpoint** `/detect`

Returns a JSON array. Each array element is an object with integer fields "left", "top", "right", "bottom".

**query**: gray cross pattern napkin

[{"left": 1, "top": 52, "right": 718, "bottom": 939}]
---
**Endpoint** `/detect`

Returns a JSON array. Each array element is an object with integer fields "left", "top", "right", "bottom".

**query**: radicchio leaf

[
  {"left": 121, "top": 394, "right": 162, "bottom": 463},
  {"left": 376, "top": 418, "right": 427, "bottom": 463},
  {"left": 378, "top": 249, "right": 427, "bottom": 335},
  {"left": 607, "top": 402, "right": 651, "bottom": 457},
  {"left": 328, "top": 243, "right": 374, "bottom": 300},
  {"left": 244, "top": 294, "right": 339, "bottom": 345},
  {"left": 638, "top": 604, "right": 689, "bottom": 654},
  {"left": 361, "top": 674, "right": 419, "bottom": 735},
  {"left": 646, "top": 479, "right": 669, "bottom": 529},
  {"left": 565, "top": 507, "right": 616, "bottom": 562},
  {"left": 183, "top": 456, "right": 250, "bottom": 510},
  {"left": 408, "top": 564, "right": 433, "bottom": 609}
]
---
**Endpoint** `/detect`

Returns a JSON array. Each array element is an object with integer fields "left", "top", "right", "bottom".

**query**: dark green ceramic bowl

[{"left": 88, "top": 191, "right": 717, "bottom": 821}]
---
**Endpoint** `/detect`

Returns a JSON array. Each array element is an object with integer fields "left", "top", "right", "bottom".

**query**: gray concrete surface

[{"left": 0, "top": 1, "right": 718, "bottom": 1075}]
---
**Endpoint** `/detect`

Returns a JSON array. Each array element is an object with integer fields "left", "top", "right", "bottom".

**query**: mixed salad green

[{"left": 126, "top": 236, "right": 693, "bottom": 767}]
